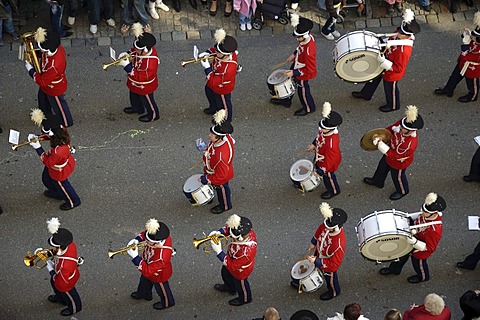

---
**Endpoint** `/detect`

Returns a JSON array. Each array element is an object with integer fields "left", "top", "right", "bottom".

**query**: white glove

[
  {"left": 25, "top": 60, "right": 33, "bottom": 72},
  {"left": 127, "top": 246, "right": 139, "bottom": 259},
  {"left": 406, "top": 236, "right": 417, "bottom": 245},
  {"left": 377, "top": 140, "right": 390, "bottom": 155},
  {"left": 127, "top": 238, "right": 139, "bottom": 246},
  {"left": 462, "top": 29, "right": 471, "bottom": 45},
  {"left": 372, "top": 137, "right": 381, "bottom": 146},
  {"left": 208, "top": 230, "right": 221, "bottom": 237},
  {"left": 118, "top": 52, "right": 129, "bottom": 59},
  {"left": 46, "top": 260, "right": 55, "bottom": 272},
  {"left": 198, "top": 52, "right": 210, "bottom": 59},
  {"left": 34, "top": 247, "right": 43, "bottom": 254},
  {"left": 118, "top": 57, "right": 130, "bottom": 67},
  {"left": 210, "top": 239, "right": 223, "bottom": 255},
  {"left": 407, "top": 237, "right": 427, "bottom": 251},
  {"left": 410, "top": 228, "right": 417, "bottom": 236},
  {"left": 201, "top": 59, "right": 210, "bottom": 69},
  {"left": 380, "top": 59, "right": 393, "bottom": 70},
  {"left": 28, "top": 133, "right": 41, "bottom": 149},
  {"left": 377, "top": 53, "right": 386, "bottom": 63}
]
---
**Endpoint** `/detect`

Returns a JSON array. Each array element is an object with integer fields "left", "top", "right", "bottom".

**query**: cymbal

[{"left": 360, "top": 128, "right": 392, "bottom": 151}]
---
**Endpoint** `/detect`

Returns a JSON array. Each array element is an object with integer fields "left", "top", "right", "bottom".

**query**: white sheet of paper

[
  {"left": 109, "top": 47, "right": 116, "bottom": 60},
  {"left": 9, "top": 129, "right": 20, "bottom": 144},
  {"left": 468, "top": 216, "right": 480, "bottom": 230},
  {"left": 193, "top": 45, "right": 199, "bottom": 61},
  {"left": 475, "top": 136, "right": 480, "bottom": 146}
]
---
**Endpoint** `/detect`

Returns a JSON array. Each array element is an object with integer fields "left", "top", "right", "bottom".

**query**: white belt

[
  {"left": 51, "top": 78, "right": 64, "bottom": 84},
  {"left": 53, "top": 159, "right": 68, "bottom": 170},
  {"left": 460, "top": 61, "right": 480, "bottom": 76},
  {"left": 128, "top": 77, "right": 156, "bottom": 85}
]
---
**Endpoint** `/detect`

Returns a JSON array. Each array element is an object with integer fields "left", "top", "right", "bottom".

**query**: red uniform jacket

[
  {"left": 458, "top": 41, "right": 480, "bottom": 78},
  {"left": 312, "top": 224, "right": 346, "bottom": 273},
  {"left": 206, "top": 47, "right": 238, "bottom": 95},
  {"left": 40, "top": 144, "right": 75, "bottom": 181},
  {"left": 137, "top": 231, "right": 174, "bottom": 283},
  {"left": 383, "top": 36, "right": 413, "bottom": 82},
  {"left": 292, "top": 36, "right": 317, "bottom": 81},
  {"left": 33, "top": 45, "right": 68, "bottom": 96},
  {"left": 221, "top": 226, "right": 257, "bottom": 280},
  {"left": 384, "top": 119, "right": 418, "bottom": 170},
  {"left": 313, "top": 129, "right": 341, "bottom": 173},
  {"left": 53, "top": 241, "right": 80, "bottom": 292},
  {"left": 411, "top": 214, "right": 442, "bottom": 260},
  {"left": 403, "top": 304, "right": 451, "bottom": 320},
  {"left": 203, "top": 135, "right": 235, "bottom": 185},
  {"left": 127, "top": 47, "right": 159, "bottom": 95}
]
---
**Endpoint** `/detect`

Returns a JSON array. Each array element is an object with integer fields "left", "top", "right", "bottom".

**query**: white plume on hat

[
  {"left": 213, "top": 109, "right": 227, "bottom": 125},
  {"left": 320, "top": 202, "right": 333, "bottom": 219},
  {"left": 425, "top": 192, "right": 438, "bottom": 206},
  {"left": 403, "top": 8, "right": 414, "bottom": 24},
  {"left": 132, "top": 22, "right": 144, "bottom": 38},
  {"left": 214, "top": 29, "right": 226, "bottom": 45},
  {"left": 30, "top": 108, "right": 46, "bottom": 127},
  {"left": 405, "top": 105, "right": 418, "bottom": 123},
  {"left": 322, "top": 102, "right": 332, "bottom": 118},
  {"left": 47, "top": 217, "right": 60, "bottom": 234},
  {"left": 226, "top": 214, "right": 241, "bottom": 229},
  {"left": 473, "top": 12, "right": 480, "bottom": 29},
  {"left": 146, "top": 218, "right": 160, "bottom": 235},
  {"left": 34, "top": 27, "right": 47, "bottom": 43},
  {"left": 290, "top": 13, "right": 300, "bottom": 28}
]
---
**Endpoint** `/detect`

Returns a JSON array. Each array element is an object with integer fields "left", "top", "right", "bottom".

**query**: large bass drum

[
  {"left": 333, "top": 30, "right": 384, "bottom": 83},
  {"left": 356, "top": 209, "right": 413, "bottom": 262}
]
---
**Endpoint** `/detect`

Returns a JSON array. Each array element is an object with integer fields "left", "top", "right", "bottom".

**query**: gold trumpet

[
  {"left": 102, "top": 54, "right": 132, "bottom": 71},
  {"left": 20, "top": 31, "right": 42, "bottom": 74},
  {"left": 181, "top": 54, "right": 215, "bottom": 68},
  {"left": 108, "top": 241, "right": 146, "bottom": 259},
  {"left": 12, "top": 136, "right": 45, "bottom": 151},
  {"left": 192, "top": 233, "right": 228, "bottom": 253},
  {"left": 24, "top": 248, "right": 54, "bottom": 269}
]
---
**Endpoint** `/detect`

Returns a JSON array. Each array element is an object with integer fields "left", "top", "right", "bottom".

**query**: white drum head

[
  {"left": 291, "top": 259, "right": 315, "bottom": 279},
  {"left": 268, "top": 69, "right": 289, "bottom": 85},
  {"left": 183, "top": 174, "right": 202, "bottom": 193},
  {"left": 289, "top": 159, "right": 314, "bottom": 182},
  {"left": 335, "top": 51, "right": 383, "bottom": 83}
]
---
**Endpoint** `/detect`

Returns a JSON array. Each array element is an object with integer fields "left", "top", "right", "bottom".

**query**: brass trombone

[
  {"left": 180, "top": 54, "right": 215, "bottom": 68},
  {"left": 24, "top": 248, "right": 54, "bottom": 269},
  {"left": 108, "top": 241, "right": 146, "bottom": 259},
  {"left": 102, "top": 54, "right": 132, "bottom": 71},
  {"left": 192, "top": 233, "right": 228, "bottom": 253},
  {"left": 12, "top": 136, "right": 45, "bottom": 151}
]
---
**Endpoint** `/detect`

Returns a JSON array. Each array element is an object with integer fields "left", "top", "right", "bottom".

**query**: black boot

[
  {"left": 173, "top": 0, "right": 181, "bottom": 12},
  {"left": 189, "top": 0, "right": 198, "bottom": 9}
]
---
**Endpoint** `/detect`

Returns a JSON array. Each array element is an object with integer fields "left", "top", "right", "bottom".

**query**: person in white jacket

[{"left": 327, "top": 303, "right": 370, "bottom": 320}]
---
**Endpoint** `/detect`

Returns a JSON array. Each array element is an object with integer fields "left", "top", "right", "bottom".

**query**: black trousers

[
  {"left": 50, "top": 277, "right": 82, "bottom": 314},
  {"left": 370, "top": 156, "right": 409, "bottom": 195},
  {"left": 461, "top": 241, "right": 480, "bottom": 269},
  {"left": 468, "top": 146, "right": 480, "bottom": 180},
  {"left": 136, "top": 275, "right": 175, "bottom": 308},
  {"left": 220, "top": 266, "right": 252, "bottom": 303},
  {"left": 443, "top": 62, "right": 479, "bottom": 100},
  {"left": 360, "top": 74, "right": 401, "bottom": 110},
  {"left": 387, "top": 253, "right": 430, "bottom": 281}
]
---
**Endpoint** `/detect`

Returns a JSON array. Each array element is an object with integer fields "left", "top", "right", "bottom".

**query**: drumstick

[
  {"left": 188, "top": 160, "right": 203, "bottom": 171},
  {"left": 271, "top": 60, "right": 290, "bottom": 71}
]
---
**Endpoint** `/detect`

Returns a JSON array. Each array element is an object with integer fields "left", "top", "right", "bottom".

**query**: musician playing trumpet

[
  {"left": 208, "top": 214, "right": 257, "bottom": 306},
  {"left": 126, "top": 218, "right": 175, "bottom": 310}
]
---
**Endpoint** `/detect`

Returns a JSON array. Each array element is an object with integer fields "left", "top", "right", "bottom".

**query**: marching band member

[
  {"left": 291, "top": 203, "right": 347, "bottom": 301},
  {"left": 363, "top": 105, "right": 423, "bottom": 201},
  {"left": 434, "top": 12, "right": 480, "bottom": 103},
  {"left": 127, "top": 218, "right": 175, "bottom": 310},
  {"left": 29, "top": 110, "right": 81, "bottom": 210},
  {"left": 44, "top": 217, "right": 82, "bottom": 316},
  {"left": 351, "top": 9, "right": 420, "bottom": 112},
  {"left": 463, "top": 145, "right": 480, "bottom": 183},
  {"left": 118, "top": 23, "right": 160, "bottom": 122},
  {"left": 270, "top": 14, "right": 317, "bottom": 117},
  {"left": 209, "top": 214, "right": 257, "bottom": 306},
  {"left": 199, "top": 29, "right": 239, "bottom": 122},
  {"left": 457, "top": 240, "right": 480, "bottom": 270},
  {"left": 307, "top": 102, "right": 342, "bottom": 199},
  {"left": 379, "top": 193, "right": 446, "bottom": 284},
  {"left": 24, "top": 27, "right": 74, "bottom": 127},
  {"left": 201, "top": 110, "right": 235, "bottom": 214}
]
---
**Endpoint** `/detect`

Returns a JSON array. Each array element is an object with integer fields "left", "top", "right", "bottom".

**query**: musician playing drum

[
  {"left": 363, "top": 105, "right": 423, "bottom": 201},
  {"left": 44, "top": 218, "right": 82, "bottom": 316},
  {"left": 208, "top": 214, "right": 257, "bottom": 306},
  {"left": 24, "top": 28, "right": 74, "bottom": 127},
  {"left": 291, "top": 203, "right": 347, "bottom": 301},
  {"left": 127, "top": 218, "right": 175, "bottom": 310},
  {"left": 351, "top": 9, "right": 420, "bottom": 113},
  {"left": 200, "top": 110, "right": 235, "bottom": 214},
  {"left": 379, "top": 193, "right": 446, "bottom": 284},
  {"left": 199, "top": 29, "right": 239, "bottom": 122},
  {"left": 306, "top": 102, "right": 342, "bottom": 199},
  {"left": 118, "top": 23, "right": 160, "bottom": 122},
  {"left": 270, "top": 14, "right": 317, "bottom": 117}
]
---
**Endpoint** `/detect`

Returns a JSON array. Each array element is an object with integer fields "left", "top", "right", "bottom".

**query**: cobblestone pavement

[{"left": 3, "top": 0, "right": 479, "bottom": 48}]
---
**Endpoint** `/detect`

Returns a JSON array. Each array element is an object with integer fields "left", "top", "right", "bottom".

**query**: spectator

[
  {"left": 457, "top": 241, "right": 480, "bottom": 270},
  {"left": 327, "top": 303, "right": 370, "bottom": 320},
  {"left": 403, "top": 293, "right": 451, "bottom": 320},
  {"left": 252, "top": 307, "right": 281, "bottom": 320},
  {"left": 65, "top": 0, "right": 79, "bottom": 26},
  {"left": 385, "top": 309, "right": 402, "bottom": 320},
  {"left": 121, "top": 0, "right": 151, "bottom": 35},
  {"left": 0, "top": 0, "right": 19, "bottom": 46},
  {"left": 88, "top": 0, "right": 115, "bottom": 35},
  {"left": 233, "top": 0, "right": 258, "bottom": 31},
  {"left": 384, "top": 0, "right": 401, "bottom": 14},
  {"left": 460, "top": 289, "right": 480, "bottom": 320},
  {"left": 463, "top": 145, "right": 480, "bottom": 183},
  {"left": 290, "top": 310, "right": 319, "bottom": 320},
  {"left": 45, "top": 0, "right": 73, "bottom": 38}
]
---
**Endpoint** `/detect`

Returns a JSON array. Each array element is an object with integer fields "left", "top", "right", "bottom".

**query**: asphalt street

[{"left": 0, "top": 20, "right": 479, "bottom": 320}]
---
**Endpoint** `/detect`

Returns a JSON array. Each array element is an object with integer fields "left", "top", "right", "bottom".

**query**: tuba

[
  {"left": 192, "top": 233, "right": 228, "bottom": 253},
  {"left": 19, "top": 32, "right": 42, "bottom": 74},
  {"left": 24, "top": 248, "right": 54, "bottom": 269},
  {"left": 108, "top": 241, "right": 146, "bottom": 259}
]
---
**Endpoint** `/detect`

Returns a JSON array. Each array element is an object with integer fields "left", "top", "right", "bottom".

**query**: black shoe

[
  {"left": 224, "top": 1, "right": 233, "bottom": 16},
  {"left": 434, "top": 87, "right": 453, "bottom": 97},
  {"left": 458, "top": 95, "right": 477, "bottom": 103},
  {"left": 62, "top": 25, "right": 72, "bottom": 31},
  {"left": 44, "top": 190, "right": 63, "bottom": 200},
  {"left": 203, "top": 108, "right": 215, "bottom": 115},
  {"left": 228, "top": 297, "right": 250, "bottom": 306},
  {"left": 173, "top": 0, "right": 181, "bottom": 11},
  {"left": 457, "top": 262, "right": 475, "bottom": 270},
  {"left": 407, "top": 275, "right": 424, "bottom": 284},
  {"left": 139, "top": 115, "right": 159, "bottom": 122},
  {"left": 209, "top": 0, "right": 217, "bottom": 15},
  {"left": 466, "top": 0, "right": 474, "bottom": 6},
  {"left": 124, "top": 107, "right": 142, "bottom": 114},
  {"left": 60, "top": 203, "right": 77, "bottom": 210},
  {"left": 270, "top": 98, "right": 291, "bottom": 108},
  {"left": 351, "top": 91, "right": 371, "bottom": 101},
  {"left": 61, "top": 32, "right": 73, "bottom": 38},
  {"left": 294, "top": 108, "right": 312, "bottom": 116},
  {"left": 463, "top": 175, "right": 475, "bottom": 182},
  {"left": 60, "top": 308, "right": 74, "bottom": 316},
  {"left": 321, "top": 191, "right": 339, "bottom": 199},
  {"left": 153, "top": 301, "right": 172, "bottom": 310},
  {"left": 189, "top": 0, "right": 198, "bottom": 9},
  {"left": 290, "top": 280, "right": 299, "bottom": 289},
  {"left": 422, "top": 4, "right": 431, "bottom": 11},
  {"left": 363, "top": 177, "right": 383, "bottom": 188},
  {"left": 131, "top": 292, "right": 153, "bottom": 301},
  {"left": 379, "top": 105, "right": 396, "bottom": 112},
  {"left": 210, "top": 205, "right": 226, "bottom": 214},
  {"left": 320, "top": 291, "right": 336, "bottom": 300},
  {"left": 450, "top": 2, "right": 457, "bottom": 12},
  {"left": 379, "top": 268, "right": 392, "bottom": 275},
  {"left": 214, "top": 284, "right": 236, "bottom": 295},
  {"left": 389, "top": 192, "right": 407, "bottom": 200}
]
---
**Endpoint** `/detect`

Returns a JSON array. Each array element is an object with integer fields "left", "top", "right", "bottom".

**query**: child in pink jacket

[{"left": 234, "top": 0, "right": 261, "bottom": 31}]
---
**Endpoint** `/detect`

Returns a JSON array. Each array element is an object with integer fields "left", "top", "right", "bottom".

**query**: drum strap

[
  {"left": 410, "top": 221, "right": 442, "bottom": 230},
  {"left": 385, "top": 40, "right": 414, "bottom": 47}
]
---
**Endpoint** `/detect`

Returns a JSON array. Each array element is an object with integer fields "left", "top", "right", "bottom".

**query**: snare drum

[
  {"left": 356, "top": 209, "right": 413, "bottom": 262},
  {"left": 333, "top": 30, "right": 384, "bottom": 83},
  {"left": 289, "top": 159, "right": 322, "bottom": 193},
  {"left": 183, "top": 174, "right": 215, "bottom": 206},
  {"left": 291, "top": 259, "right": 324, "bottom": 293},
  {"left": 267, "top": 69, "right": 296, "bottom": 99}
]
